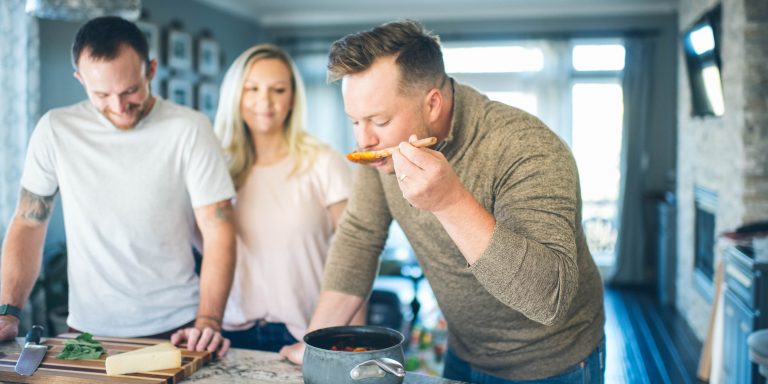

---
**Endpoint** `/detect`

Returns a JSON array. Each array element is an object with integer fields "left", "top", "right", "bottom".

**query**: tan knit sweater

[{"left": 323, "top": 81, "right": 604, "bottom": 380}]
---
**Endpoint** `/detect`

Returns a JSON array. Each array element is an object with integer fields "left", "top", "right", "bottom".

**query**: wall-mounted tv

[{"left": 682, "top": 4, "right": 724, "bottom": 117}]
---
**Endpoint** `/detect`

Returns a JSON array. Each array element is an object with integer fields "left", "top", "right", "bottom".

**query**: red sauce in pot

[{"left": 329, "top": 343, "right": 374, "bottom": 352}]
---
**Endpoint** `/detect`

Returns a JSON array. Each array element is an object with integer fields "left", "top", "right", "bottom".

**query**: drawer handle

[{"left": 726, "top": 264, "right": 752, "bottom": 289}]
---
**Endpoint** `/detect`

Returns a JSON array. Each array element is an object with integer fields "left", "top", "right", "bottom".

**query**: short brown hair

[
  {"left": 327, "top": 20, "right": 446, "bottom": 95},
  {"left": 72, "top": 16, "right": 149, "bottom": 72}
]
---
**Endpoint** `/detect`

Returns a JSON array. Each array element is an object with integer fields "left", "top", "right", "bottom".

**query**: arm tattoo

[
  {"left": 20, "top": 188, "right": 56, "bottom": 223},
  {"left": 214, "top": 203, "right": 234, "bottom": 223},
  {"left": 196, "top": 200, "right": 234, "bottom": 230}
]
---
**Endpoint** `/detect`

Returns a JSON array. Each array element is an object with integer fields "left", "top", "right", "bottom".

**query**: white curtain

[
  {"left": 0, "top": 0, "right": 40, "bottom": 241},
  {"left": 608, "top": 37, "right": 654, "bottom": 284},
  {"left": 0, "top": 0, "right": 41, "bottom": 334}
]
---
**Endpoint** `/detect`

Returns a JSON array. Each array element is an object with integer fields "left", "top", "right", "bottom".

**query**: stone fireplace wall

[{"left": 677, "top": 0, "right": 768, "bottom": 340}]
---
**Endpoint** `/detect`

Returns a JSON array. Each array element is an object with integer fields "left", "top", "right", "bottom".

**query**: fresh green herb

[{"left": 55, "top": 332, "right": 104, "bottom": 360}]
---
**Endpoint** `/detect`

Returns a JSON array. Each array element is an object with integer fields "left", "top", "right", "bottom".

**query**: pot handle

[{"left": 350, "top": 357, "right": 406, "bottom": 380}]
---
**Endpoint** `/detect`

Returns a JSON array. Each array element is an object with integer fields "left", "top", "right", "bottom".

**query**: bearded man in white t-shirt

[{"left": 0, "top": 16, "right": 236, "bottom": 356}]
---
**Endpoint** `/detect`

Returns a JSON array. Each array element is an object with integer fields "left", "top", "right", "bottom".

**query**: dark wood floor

[
  {"left": 402, "top": 284, "right": 707, "bottom": 382},
  {"left": 605, "top": 286, "right": 706, "bottom": 384}
]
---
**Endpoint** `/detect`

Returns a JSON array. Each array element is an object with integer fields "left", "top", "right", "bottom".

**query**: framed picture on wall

[
  {"left": 197, "top": 38, "right": 221, "bottom": 77},
  {"left": 167, "top": 30, "right": 192, "bottom": 71},
  {"left": 167, "top": 78, "right": 193, "bottom": 107},
  {"left": 197, "top": 82, "right": 219, "bottom": 121}
]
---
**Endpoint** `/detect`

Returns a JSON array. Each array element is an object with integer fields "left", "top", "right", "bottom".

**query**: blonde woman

[{"left": 214, "top": 44, "right": 363, "bottom": 351}]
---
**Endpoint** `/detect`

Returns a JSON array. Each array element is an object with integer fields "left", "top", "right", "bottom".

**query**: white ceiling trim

[{"left": 193, "top": 0, "right": 678, "bottom": 27}]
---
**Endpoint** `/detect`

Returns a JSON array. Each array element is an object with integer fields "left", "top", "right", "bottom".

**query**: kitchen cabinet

[{"left": 722, "top": 246, "right": 768, "bottom": 384}]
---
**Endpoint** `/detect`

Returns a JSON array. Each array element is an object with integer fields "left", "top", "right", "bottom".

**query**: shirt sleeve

[
  {"left": 322, "top": 165, "right": 391, "bottom": 298},
  {"left": 469, "top": 126, "right": 581, "bottom": 326},
  {"left": 317, "top": 147, "right": 352, "bottom": 207},
  {"left": 20, "top": 112, "right": 59, "bottom": 197},
  {"left": 183, "top": 115, "right": 235, "bottom": 207}
]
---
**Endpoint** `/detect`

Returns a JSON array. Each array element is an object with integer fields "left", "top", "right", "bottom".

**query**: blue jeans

[
  {"left": 222, "top": 321, "right": 298, "bottom": 352},
  {"left": 443, "top": 337, "right": 605, "bottom": 384}
]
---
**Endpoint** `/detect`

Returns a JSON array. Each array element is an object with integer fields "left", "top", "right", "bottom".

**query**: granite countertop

[{"left": 0, "top": 338, "right": 463, "bottom": 384}]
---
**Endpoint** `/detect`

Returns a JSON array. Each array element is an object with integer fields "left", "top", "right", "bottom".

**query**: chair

[{"left": 367, "top": 290, "right": 403, "bottom": 333}]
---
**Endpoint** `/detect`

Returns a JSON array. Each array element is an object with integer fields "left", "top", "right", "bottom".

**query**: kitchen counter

[{"left": 0, "top": 338, "right": 464, "bottom": 384}]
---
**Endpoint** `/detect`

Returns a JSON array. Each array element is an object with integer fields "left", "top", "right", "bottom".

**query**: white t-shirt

[
  {"left": 20, "top": 99, "right": 235, "bottom": 337},
  {"left": 222, "top": 146, "right": 351, "bottom": 340}
]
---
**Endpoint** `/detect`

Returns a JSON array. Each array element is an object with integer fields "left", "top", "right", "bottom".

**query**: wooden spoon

[{"left": 346, "top": 137, "right": 438, "bottom": 163}]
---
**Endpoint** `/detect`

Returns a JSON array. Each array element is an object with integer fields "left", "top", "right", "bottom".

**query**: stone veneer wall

[{"left": 677, "top": 0, "right": 768, "bottom": 340}]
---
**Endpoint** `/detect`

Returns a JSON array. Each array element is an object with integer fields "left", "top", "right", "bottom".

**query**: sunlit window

[
  {"left": 572, "top": 44, "right": 626, "bottom": 71},
  {"left": 440, "top": 39, "right": 625, "bottom": 268},
  {"left": 486, "top": 92, "right": 538, "bottom": 115},
  {"left": 572, "top": 83, "right": 623, "bottom": 202},
  {"left": 572, "top": 82, "right": 623, "bottom": 263},
  {"left": 443, "top": 46, "right": 543, "bottom": 73},
  {"left": 689, "top": 25, "right": 715, "bottom": 55}
]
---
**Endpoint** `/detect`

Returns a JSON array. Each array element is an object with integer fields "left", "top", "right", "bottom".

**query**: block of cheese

[{"left": 105, "top": 342, "right": 182, "bottom": 376}]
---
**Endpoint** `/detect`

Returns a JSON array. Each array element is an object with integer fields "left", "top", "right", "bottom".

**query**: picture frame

[
  {"left": 167, "top": 30, "right": 192, "bottom": 71},
  {"left": 197, "top": 38, "right": 221, "bottom": 77},
  {"left": 197, "top": 82, "right": 219, "bottom": 122},
  {"left": 167, "top": 79, "right": 193, "bottom": 107}
]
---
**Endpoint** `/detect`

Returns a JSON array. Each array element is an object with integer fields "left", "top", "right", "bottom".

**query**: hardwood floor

[
  {"left": 401, "top": 284, "right": 706, "bottom": 382},
  {"left": 605, "top": 286, "right": 706, "bottom": 384}
]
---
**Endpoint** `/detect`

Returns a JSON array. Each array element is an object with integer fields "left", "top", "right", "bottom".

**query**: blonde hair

[{"left": 213, "top": 44, "right": 321, "bottom": 189}]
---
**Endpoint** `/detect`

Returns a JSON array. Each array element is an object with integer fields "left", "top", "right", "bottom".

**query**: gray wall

[{"left": 39, "top": 0, "right": 266, "bottom": 248}]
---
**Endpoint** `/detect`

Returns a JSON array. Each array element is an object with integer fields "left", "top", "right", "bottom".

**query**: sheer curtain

[
  {"left": 0, "top": 0, "right": 41, "bottom": 334},
  {"left": 0, "top": 0, "right": 39, "bottom": 241},
  {"left": 608, "top": 37, "right": 654, "bottom": 284}
]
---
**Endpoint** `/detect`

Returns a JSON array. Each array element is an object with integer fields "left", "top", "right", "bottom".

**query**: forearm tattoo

[{"left": 20, "top": 188, "right": 56, "bottom": 223}]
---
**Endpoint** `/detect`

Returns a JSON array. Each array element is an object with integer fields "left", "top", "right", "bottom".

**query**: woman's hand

[{"left": 279, "top": 342, "right": 305, "bottom": 365}]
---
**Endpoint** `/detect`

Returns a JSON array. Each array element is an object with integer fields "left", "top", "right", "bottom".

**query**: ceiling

[{"left": 192, "top": 0, "right": 679, "bottom": 28}]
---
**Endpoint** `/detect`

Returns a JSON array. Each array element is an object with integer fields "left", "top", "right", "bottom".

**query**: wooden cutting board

[{"left": 0, "top": 333, "right": 213, "bottom": 383}]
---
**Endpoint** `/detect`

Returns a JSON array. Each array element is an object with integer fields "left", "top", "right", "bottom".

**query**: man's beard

[
  {"left": 106, "top": 83, "right": 153, "bottom": 129},
  {"left": 105, "top": 95, "right": 153, "bottom": 129},
  {"left": 104, "top": 104, "right": 144, "bottom": 129}
]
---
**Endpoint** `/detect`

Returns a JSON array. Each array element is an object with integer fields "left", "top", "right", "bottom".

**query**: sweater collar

[{"left": 436, "top": 79, "right": 485, "bottom": 161}]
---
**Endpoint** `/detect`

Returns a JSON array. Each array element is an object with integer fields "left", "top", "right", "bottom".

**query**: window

[
  {"left": 443, "top": 46, "right": 544, "bottom": 73},
  {"left": 443, "top": 41, "right": 562, "bottom": 139},
  {"left": 572, "top": 44, "right": 626, "bottom": 71},
  {"left": 569, "top": 40, "right": 625, "bottom": 266},
  {"left": 443, "top": 38, "right": 625, "bottom": 267}
]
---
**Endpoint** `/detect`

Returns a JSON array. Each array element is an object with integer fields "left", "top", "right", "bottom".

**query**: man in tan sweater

[{"left": 281, "top": 20, "right": 605, "bottom": 382}]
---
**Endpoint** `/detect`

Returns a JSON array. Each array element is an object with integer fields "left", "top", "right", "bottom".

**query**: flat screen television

[{"left": 682, "top": 4, "right": 724, "bottom": 117}]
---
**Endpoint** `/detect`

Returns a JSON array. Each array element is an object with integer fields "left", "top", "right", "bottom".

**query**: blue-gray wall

[{"left": 40, "top": 0, "right": 266, "bottom": 249}]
